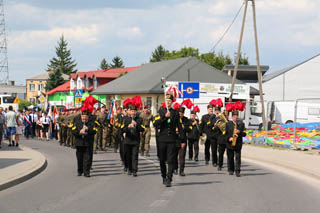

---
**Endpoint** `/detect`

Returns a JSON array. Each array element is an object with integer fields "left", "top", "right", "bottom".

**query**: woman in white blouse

[{"left": 40, "top": 112, "right": 51, "bottom": 141}]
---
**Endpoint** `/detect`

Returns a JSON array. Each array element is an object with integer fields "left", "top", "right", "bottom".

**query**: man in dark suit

[
  {"left": 225, "top": 111, "right": 246, "bottom": 177},
  {"left": 72, "top": 110, "right": 96, "bottom": 177},
  {"left": 154, "top": 94, "right": 183, "bottom": 187}
]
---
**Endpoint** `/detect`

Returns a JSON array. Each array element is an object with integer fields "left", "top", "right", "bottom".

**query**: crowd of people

[{"left": 0, "top": 94, "right": 246, "bottom": 188}]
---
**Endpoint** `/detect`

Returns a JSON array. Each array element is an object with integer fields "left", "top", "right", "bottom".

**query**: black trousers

[
  {"left": 124, "top": 143, "right": 139, "bottom": 172},
  {"left": 218, "top": 144, "right": 226, "bottom": 168},
  {"left": 188, "top": 138, "right": 199, "bottom": 159},
  {"left": 76, "top": 146, "right": 91, "bottom": 175},
  {"left": 210, "top": 138, "right": 218, "bottom": 165},
  {"left": 155, "top": 136, "right": 160, "bottom": 159},
  {"left": 118, "top": 131, "right": 125, "bottom": 164},
  {"left": 204, "top": 139, "right": 211, "bottom": 162},
  {"left": 173, "top": 142, "right": 187, "bottom": 170},
  {"left": 159, "top": 142, "right": 175, "bottom": 180},
  {"left": 31, "top": 123, "right": 36, "bottom": 138},
  {"left": 227, "top": 148, "right": 241, "bottom": 173},
  {"left": 88, "top": 142, "right": 94, "bottom": 170}
]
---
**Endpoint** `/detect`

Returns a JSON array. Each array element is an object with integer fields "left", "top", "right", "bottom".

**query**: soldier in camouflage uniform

[
  {"left": 113, "top": 107, "right": 123, "bottom": 153},
  {"left": 93, "top": 108, "right": 102, "bottom": 153},
  {"left": 139, "top": 106, "right": 153, "bottom": 157},
  {"left": 57, "top": 111, "right": 64, "bottom": 145}
]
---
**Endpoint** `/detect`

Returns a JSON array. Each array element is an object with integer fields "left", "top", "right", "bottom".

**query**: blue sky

[{"left": 5, "top": 0, "right": 320, "bottom": 85}]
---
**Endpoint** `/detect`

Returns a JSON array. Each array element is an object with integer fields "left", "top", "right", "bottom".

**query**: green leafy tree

[
  {"left": 150, "top": 45, "right": 168, "bottom": 62},
  {"left": 99, "top": 58, "right": 109, "bottom": 70},
  {"left": 18, "top": 99, "right": 33, "bottom": 112},
  {"left": 200, "top": 51, "right": 232, "bottom": 70},
  {"left": 111, "top": 56, "right": 124, "bottom": 68},
  {"left": 235, "top": 52, "right": 249, "bottom": 65},
  {"left": 46, "top": 70, "right": 66, "bottom": 92},
  {"left": 47, "top": 35, "right": 77, "bottom": 75}
]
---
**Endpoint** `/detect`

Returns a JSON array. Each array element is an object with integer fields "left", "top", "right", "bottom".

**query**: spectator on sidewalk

[
  {"left": 0, "top": 107, "right": 5, "bottom": 149},
  {"left": 23, "top": 110, "right": 32, "bottom": 139},
  {"left": 5, "top": 106, "right": 18, "bottom": 147},
  {"left": 16, "top": 111, "right": 24, "bottom": 146},
  {"left": 40, "top": 112, "right": 51, "bottom": 141}
]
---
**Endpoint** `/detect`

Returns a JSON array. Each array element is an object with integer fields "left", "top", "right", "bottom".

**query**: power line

[{"left": 209, "top": 2, "right": 245, "bottom": 53}]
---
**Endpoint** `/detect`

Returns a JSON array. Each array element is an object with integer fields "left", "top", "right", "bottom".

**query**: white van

[{"left": 0, "top": 95, "right": 19, "bottom": 111}]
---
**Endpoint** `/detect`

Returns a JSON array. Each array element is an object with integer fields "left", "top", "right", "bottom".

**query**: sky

[{"left": 4, "top": 0, "right": 320, "bottom": 85}]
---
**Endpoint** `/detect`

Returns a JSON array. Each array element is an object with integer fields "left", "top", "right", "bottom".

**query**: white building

[{"left": 263, "top": 53, "right": 320, "bottom": 101}]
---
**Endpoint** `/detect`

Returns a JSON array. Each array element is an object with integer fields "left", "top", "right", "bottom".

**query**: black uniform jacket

[
  {"left": 186, "top": 118, "right": 200, "bottom": 140},
  {"left": 225, "top": 120, "right": 246, "bottom": 150},
  {"left": 122, "top": 115, "right": 145, "bottom": 145},
  {"left": 72, "top": 115, "right": 96, "bottom": 147},
  {"left": 154, "top": 107, "right": 183, "bottom": 143},
  {"left": 199, "top": 113, "right": 216, "bottom": 139}
]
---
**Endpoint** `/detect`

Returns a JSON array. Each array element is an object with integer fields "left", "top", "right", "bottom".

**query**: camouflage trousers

[
  {"left": 93, "top": 128, "right": 103, "bottom": 152},
  {"left": 140, "top": 128, "right": 151, "bottom": 153}
]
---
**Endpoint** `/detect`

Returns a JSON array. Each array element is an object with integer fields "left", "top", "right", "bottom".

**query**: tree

[
  {"left": 99, "top": 58, "right": 109, "bottom": 70},
  {"left": 200, "top": 51, "right": 232, "bottom": 70},
  {"left": 45, "top": 70, "right": 66, "bottom": 92},
  {"left": 19, "top": 99, "right": 33, "bottom": 112},
  {"left": 111, "top": 56, "right": 124, "bottom": 68},
  {"left": 47, "top": 35, "right": 77, "bottom": 75},
  {"left": 235, "top": 52, "right": 249, "bottom": 65},
  {"left": 150, "top": 45, "right": 168, "bottom": 62}
]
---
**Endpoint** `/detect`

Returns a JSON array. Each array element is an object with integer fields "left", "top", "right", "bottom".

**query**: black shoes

[
  {"left": 173, "top": 170, "right": 178, "bottom": 175},
  {"left": 236, "top": 172, "right": 241, "bottom": 177},
  {"left": 218, "top": 167, "right": 222, "bottom": 171},
  {"left": 8, "top": 143, "right": 12, "bottom": 147},
  {"left": 195, "top": 157, "right": 198, "bottom": 162},
  {"left": 179, "top": 170, "right": 186, "bottom": 177},
  {"left": 162, "top": 178, "right": 166, "bottom": 185},
  {"left": 132, "top": 172, "right": 137, "bottom": 177},
  {"left": 16, "top": 143, "right": 19, "bottom": 147},
  {"left": 77, "top": 173, "right": 83, "bottom": 176},
  {"left": 229, "top": 171, "right": 234, "bottom": 175},
  {"left": 127, "top": 170, "right": 132, "bottom": 176},
  {"left": 123, "top": 167, "right": 128, "bottom": 172},
  {"left": 205, "top": 161, "right": 209, "bottom": 165},
  {"left": 213, "top": 163, "right": 217, "bottom": 167},
  {"left": 165, "top": 179, "right": 172, "bottom": 187},
  {"left": 84, "top": 173, "right": 90, "bottom": 178}
]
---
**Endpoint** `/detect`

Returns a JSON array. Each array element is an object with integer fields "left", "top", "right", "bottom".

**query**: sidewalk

[{"left": 0, "top": 141, "right": 47, "bottom": 191}]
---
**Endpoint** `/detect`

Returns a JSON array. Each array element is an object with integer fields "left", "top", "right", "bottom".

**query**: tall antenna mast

[{"left": 0, "top": 0, "right": 9, "bottom": 84}]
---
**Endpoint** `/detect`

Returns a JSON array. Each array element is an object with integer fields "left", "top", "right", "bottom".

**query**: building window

[
  {"left": 29, "top": 84, "right": 35, "bottom": 91},
  {"left": 38, "top": 84, "right": 43, "bottom": 91},
  {"left": 29, "top": 98, "right": 34, "bottom": 103},
  {"left": 146, "top": 97, "right": 152, "bottom": 109}
]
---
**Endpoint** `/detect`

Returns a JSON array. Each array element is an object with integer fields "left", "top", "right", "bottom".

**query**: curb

[{"left": 0, "top": 147, "right": 48, "bottom": 192}]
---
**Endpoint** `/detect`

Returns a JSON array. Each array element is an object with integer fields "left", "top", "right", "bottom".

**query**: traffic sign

[
  {"left": 179, "top": 82, "right": 200, "bottom": 98},
  {"left": 13, "top": 97, "right": 20, "bottom": 104},
  {"left": 75, "top": 97, "right": 82, "bottom": 103},
  {"left": 75, "top": 89, "right": 83, "bottom": 98},
  {"left": 39, "top": 95, "right": 45, "bottom": 102}
]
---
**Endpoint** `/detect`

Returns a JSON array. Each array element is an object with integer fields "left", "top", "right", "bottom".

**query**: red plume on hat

[
  {"left": 123, "top": 98, "right": 133, "bottom": 108},
  {"left": 161, "top": 102, "right": 167, "bottom": 109},
  {"left": 173, "top": 102, "right": 181, "bottom": 110},
  {"left": 225, "top": 102, "right": 234, "bottom": 112},
  {"left": 181, "top": 99, "right": 194, "bottom": 109},
  {"left": 81, "top": 95, "right": 99, "bottom": 113},
  {"left": 193, "top": 105, "right": 200, "bottom": 113},
  {"left": 209, "top": 99, "right": 217, "bottom": 107},
  {"left": 132, "top": 96, "right": 142, "bottom": 109},
  {"left": 234, "top": 101, "right": 246, "bottom": 111},
  {"left": 216, "top": 98, "right": 223, "bottom": 107},
  {"left": 166, "top": 86, "right": 183, "bottom": 98}
]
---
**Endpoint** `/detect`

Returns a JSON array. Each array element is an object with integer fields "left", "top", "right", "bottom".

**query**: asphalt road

[{"left": 1, "top": 139, "right": 320, "bottom": 213}]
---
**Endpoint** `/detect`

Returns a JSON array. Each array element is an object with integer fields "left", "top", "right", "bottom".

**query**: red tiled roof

[
  {"left": 70, "top": 66, "right": 139, "bottom": 80},
  {"left": 46, "top": 81, "right": 70, "bottom": 95}
]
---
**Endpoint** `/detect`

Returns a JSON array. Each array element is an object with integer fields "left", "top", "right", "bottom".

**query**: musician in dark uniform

[
  {"left": 199, "top": 104, "right": 215, "bottom": 165},
  {"left": 211, "top": 106, "right": 222, "bottom": 167},
  {"left": 225, "top": 111, "right": 246, "bottom": 177},
  {"left": 173, "top": 107, "right": 188, "bottom": 176},
  {"left": 217, "top": 110, "right": 229, "bottom": 171},
  {"left": 122, "top": 104, "right": 145, "bottom": 177},
  {"left": 154, "top": 94, "right": 183, "bottom": 187},
  {"left": 72, "top": 110, "right": 96, "bottom": 177},
  {"left": 187, "top": 110, "right": 200, "bottom": 162}
]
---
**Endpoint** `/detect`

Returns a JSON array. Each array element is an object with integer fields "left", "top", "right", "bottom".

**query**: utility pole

[
  {"left": 0, "top": 0, "right": 8, "bottom": 84},
  {"left": 229, "top": 0, "right": 267, "bottom": 130}
]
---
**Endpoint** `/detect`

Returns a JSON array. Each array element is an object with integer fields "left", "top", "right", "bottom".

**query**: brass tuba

[{"left": 215, "top": 112, "right": 228, "bottom": 133}]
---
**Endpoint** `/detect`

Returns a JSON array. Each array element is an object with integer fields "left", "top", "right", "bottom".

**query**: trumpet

[{"left": 232, "top": 121, "right": 238, "bottom": 147}]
